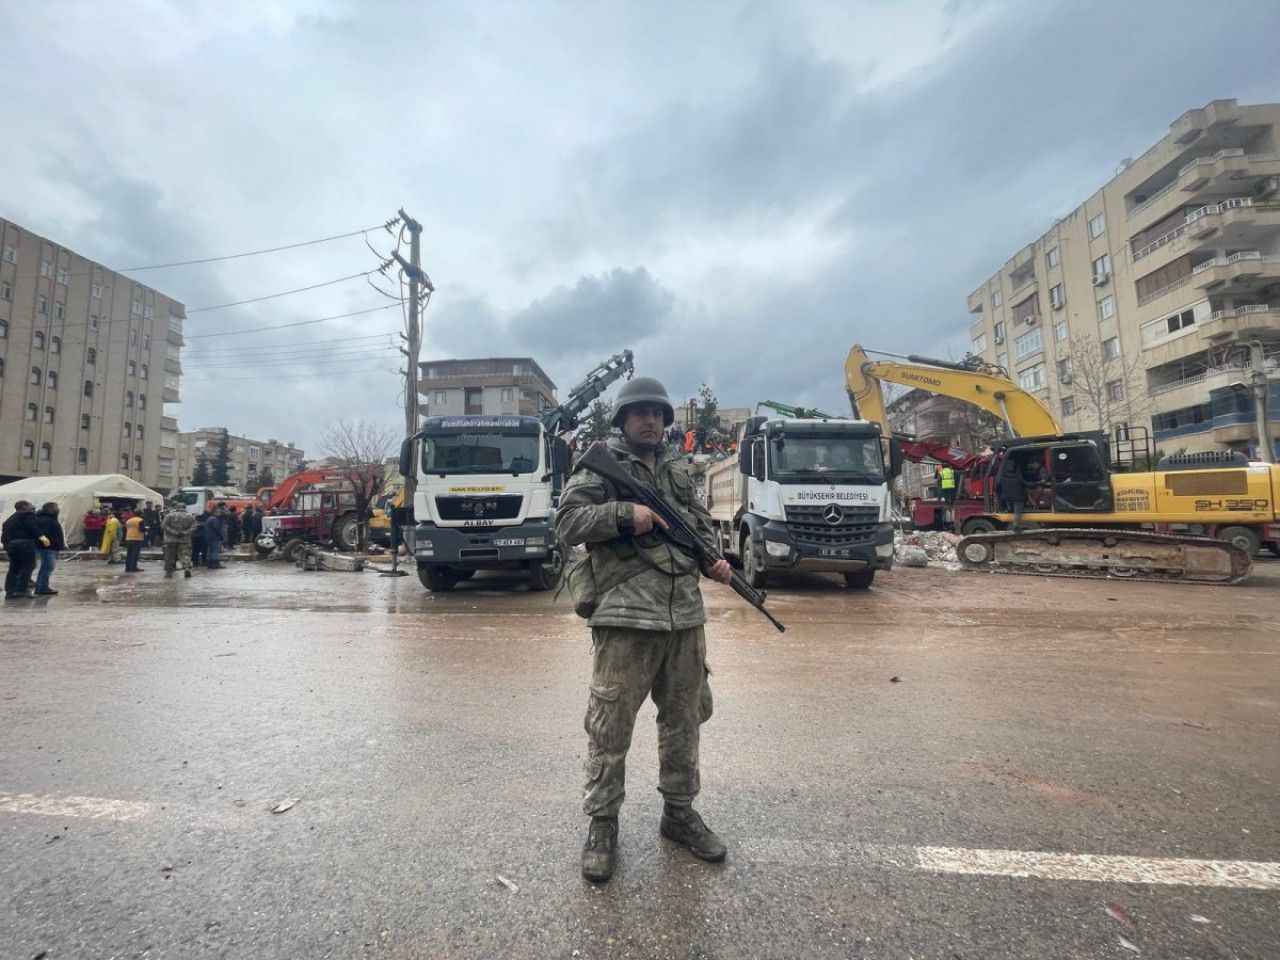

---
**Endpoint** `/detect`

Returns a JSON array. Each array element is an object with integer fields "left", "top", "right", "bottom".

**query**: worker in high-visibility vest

[{"left": 939, "top": 466, "right": 957, "bottom": 503}]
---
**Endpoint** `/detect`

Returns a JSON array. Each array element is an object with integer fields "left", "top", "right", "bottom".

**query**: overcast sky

[{"left": 5, "top": 0, "right": 1279, "bottom": 454}]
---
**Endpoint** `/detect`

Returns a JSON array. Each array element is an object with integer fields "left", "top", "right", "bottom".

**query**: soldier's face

[{"left": 623, "top": 405, "right": 666, "bottom": 447}]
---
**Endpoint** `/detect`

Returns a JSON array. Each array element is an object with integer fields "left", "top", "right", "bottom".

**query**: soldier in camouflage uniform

[
  {"left": 556, "top": 376, "right": 733, "bottom": 883},
  {"left": 161, "top": 502, "right": 197, "bottom": 578}
]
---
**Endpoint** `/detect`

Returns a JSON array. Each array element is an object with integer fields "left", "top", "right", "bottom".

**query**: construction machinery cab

[{"left": 987, "top": 434, "right": 1114, "bottom": 515}]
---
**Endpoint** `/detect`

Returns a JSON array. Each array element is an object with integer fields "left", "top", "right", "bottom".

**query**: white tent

[{"left": 0, "top": 474, "right": 164, "bottom": 548}]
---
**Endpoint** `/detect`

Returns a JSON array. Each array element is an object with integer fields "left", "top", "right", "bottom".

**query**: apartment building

[
  {"left": 418, "top": 357, "right": 557, "bottom": 419},
  {"left": 886, "top": 390, "right": 1001, "bottom": 499},
  {"left": 966, "top": 99, "right": 1280, "bottom": 459},
  {"left": 0, "top": 218, "right": 185, "bottom": 489},
  {"left": 175, "top": 427, "right": 305, "bottom": 491}
]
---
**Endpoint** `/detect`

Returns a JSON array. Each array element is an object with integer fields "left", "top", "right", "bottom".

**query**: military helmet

[{"left": 611, "top": 376, "right": 675, "bottom": 427}]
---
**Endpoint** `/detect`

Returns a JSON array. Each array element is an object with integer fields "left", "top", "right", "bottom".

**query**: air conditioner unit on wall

[
  {"left": 1092, "top": 273, "right": 1110, "bottom": 286},
  {"left": 1052, "top": 299, "right": 1065, "bottom": 310},
  {"left": 1025, "top": 316, "right": 1038, "bottom": 325},
  {"left": 994, "top": 334, "right": 1005, "bottom": 344},
  {"left": 1060, "top": 373, "right": 1072, "bottom": 384}
]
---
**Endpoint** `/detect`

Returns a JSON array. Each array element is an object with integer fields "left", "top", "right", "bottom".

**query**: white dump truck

[{"left": 703, "top": 415, "right": 901, "bottom": 589}]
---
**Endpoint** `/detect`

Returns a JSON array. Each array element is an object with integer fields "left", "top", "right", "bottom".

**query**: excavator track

[{"left": 955, "top": 528, "right": 1252, "bottom": 585}]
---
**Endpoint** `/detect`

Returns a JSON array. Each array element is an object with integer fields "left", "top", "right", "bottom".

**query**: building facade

[
  {"left": 175, "top": 428, "right": 305, "bottom": 491},
  {"left": 966, "top": 99, "right": 1280, "bottom": 459},
  {"left": 418, "top": 357, "right": 557, "bottom": 419},
  {"left": 0, "top": 218, "right": 184, "bottom": 489},
  {"left": 886, "top": 389, "right": 1004, "bottom": 499}
]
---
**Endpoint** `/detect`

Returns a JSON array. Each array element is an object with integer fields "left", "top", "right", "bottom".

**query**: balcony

[
  {"left": 1127, "top": 151, "right": 1280, "bottom": 227},
  {"left": 1190, "top": 251, "right": 1280, "bottom": 290},
  {"left": 1199, "top": 303, "right": 1280, "bottom": 340},
  {"left": 164, "top": 356, "right": 182, "bottom": 375},
  {"left": 1169, "top": 99, "right": 1241, "bottom": 145}
]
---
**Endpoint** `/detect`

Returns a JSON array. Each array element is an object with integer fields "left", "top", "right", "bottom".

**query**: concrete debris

[
  {"left": 296, "top": 548, "right": 365, "bottom": 572},
  {"left": 495, "top": 874, "right": 520, "bottom": 893},
  {"left": 893, "top": 530, "right": 963, "bottom": 570},
  {"left": 271, "top": 798, "right": 299, "bottom": 814}
]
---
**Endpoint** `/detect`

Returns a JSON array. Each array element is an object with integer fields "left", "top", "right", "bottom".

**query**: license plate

[
  {"left": 492, "top": 538, "right": 524, "bottom": 547},
  {"left": 820, "top": 547, "right": 850, "bottom": 557}
]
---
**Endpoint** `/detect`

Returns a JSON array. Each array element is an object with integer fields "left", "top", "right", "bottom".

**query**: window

[
  {"left": 89, "top": 315, "right": 99, "bottom": 330},
  {"left": 2, "top": 245, "right": 15, "bottom": 263},
  {"left": 78, "top": 447, "right": 88, "bottom": 465},
  {"left": 129, "top": 329, "right": 138, "bottom": 346},
  {"left": 1018, "top": 363, "right": 1047, "bottom": 391},
  {"left": 971, "top": 333, "right": 987, "bottom": 354},
  {"left": 134, "top": 455, "right": 142, "bottom": 470},
  {"left": 84, "top": 380, "right": 94, "bottom": 398},
  {"left": 23, "top": 440, "right": 35, "bottom": 459},
  {"left": 994, "top": 321, "right": 1006, "bottom": 342},
  {"left": 137, "top": 425, "right": 144, "bottom": 440},
  {"left": 1103, "top": 336, "right": 1120, "bottom": 360},
  {"left": 31, "top": 366, "right": 42, "bottom": 385},
  {"left": 39, "top": 259, "right": 51, "bottom": 278},
  {"left": 143, "top": 304, "right": 154, "bottom": 320},
  {"left": 34, "top": 331, "right": 45, "bottom": 349},
  {"left": 1057, "top": 358, "right": 1073, "bottom": 381},
  {"left": 124, "top": 422, "right": 132, "bottom": 438},
  {"left": 500, "top": 387, "right": 514, "bottom": 403},
  {"left": 433, "top": 390, "right": 447, "bottom": 404},
  {"left": 1092, "top": 253, "right": 1112, "bottom": 279},
  {"left": 44, "top": 406, "right": 54, "bottom": 424},
  {"left": 1014, "top": 327, "right": 1043, "bottom": 360},
  {"left": 1049, "top": 283, "right": 1065, "bottom": 309},
  {"left": 143, "top": 333, "right": 151, "bottom": 351},
  {"left": 0, "top": 280, "right": 10, "bottom": 301},
  {"left": 1061, "top": 396, "right": 1075, "bottom": 417},
  {"left": 50, "top": 336, "right": 60, "bottom": 354},
  {"left": 38, "top": 295, "right": 48, "bottom": 315},
  {"left": 81, "top": 414, "right": 90, "bottom": 430},
  {"left": 1055, "top": 319, "right": 1069, "bottom": 342},
  {"left": 0, "top": 318, "right": 5, "bottom": 338},
  {"left": 1088, "top": 213, "right": 1106, "bottom": 238},
  {"left": 0, "top": 356, "right": 4, "bottom": 377},
  {"left": 121, "top": 453, "right": 129, "bottom": 469},
  {"left": 128, "top": 361, "right": 137, "bottom": 377},
  {"left": 249, "top": 445, "right": 259, "bottom": 458},
  {"left": 140, "top": 364, "right": 148, "bottom": 380},
  {"left": 1107, "top": 379, "right": 1125, "bottom": 401},
  {"left": 996, "top": 352, "right": 1008, "bottom": 370},
  {"left": 1046, "top": 247, "right": 1060, "bottom": 268},
  {"left": 992, "top": 290, "right": 1003, "bottom": 307},
  {"left": 1165, "top": 309, "right": 1195, "bottom": 334},
  {"left": 47, "top": 371, "right": 57, "bottom": 390},
  {"left": 40, "top": 443, "right": 52, "bottom": 463},
  {"left": 56, "top": 266, "right": 68, "bottom": 285},
  {"left": 26, "top": 402, "right": 37, "bottom": 421},
  {"left": 131, "top": 301, "right": 142, "bottom": 318},
  {"left": 54, "top": 302, "right": 65, "bottom": 321},
  {"left": 138, "top": 394, "right": 146, "bottom": 410},
  {"left": 1097, "top": 295, "right": 1115, "bottom": 321},
  {"left": 91, "top": 283, "right": 102, "bottom": 299},
  {"left": 87, "top": 348, "right": 96, "bottom": 365},
  {"left": 126, "top": 391, "right": 134, "bottom": 407}
]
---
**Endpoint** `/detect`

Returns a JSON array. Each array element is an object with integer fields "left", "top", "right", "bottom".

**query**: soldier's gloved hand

[
  {"left": 631, "top": 505, "right": 669, "bottom": 536},
  {"left": 708, "top": 559, "right": 732, "bottom": 584}
]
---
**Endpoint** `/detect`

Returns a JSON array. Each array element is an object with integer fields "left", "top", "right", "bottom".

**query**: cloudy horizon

[{"left": 5, "top": 0, "right": 1279, "bottom": 454}]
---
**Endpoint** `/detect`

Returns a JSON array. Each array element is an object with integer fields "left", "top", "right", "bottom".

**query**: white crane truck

[{"left": 703, "top": 413, "right": 901, "bottom": 589}]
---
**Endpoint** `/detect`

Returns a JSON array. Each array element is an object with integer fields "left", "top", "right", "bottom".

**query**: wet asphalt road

[{"left": 2, "top": 554, "right": 1279, "bottom": 959}]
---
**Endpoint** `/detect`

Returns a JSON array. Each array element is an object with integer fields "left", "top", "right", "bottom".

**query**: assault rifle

[{"left": 576, "top": 443, "right": 786, "bottom": 633}]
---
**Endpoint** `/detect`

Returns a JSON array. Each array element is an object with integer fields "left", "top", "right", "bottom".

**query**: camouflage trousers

[
  {"left": 583, "top": 625, "right": 712, "bottom": 818},
  {"left": 163, "top": 540, "right": 192, "bottom": 573}
]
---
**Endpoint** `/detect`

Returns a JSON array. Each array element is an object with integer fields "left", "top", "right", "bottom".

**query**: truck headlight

[
  {"left": 876, "top": 543, "right": 894, "bottom": 558},
  {"left": 524, "top": 537, "right": 545, "bottom": 547},
  {"left": 765, "top": 541, "right": 791, "bottom": 558}
]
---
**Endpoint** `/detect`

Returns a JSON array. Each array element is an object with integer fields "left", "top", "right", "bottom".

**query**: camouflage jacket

[
  {"left": 556, "top": 437, "right": 716, "bottom": 632},
  {"left": 161, "top": 510, "right": 196, "bottom": 539}
]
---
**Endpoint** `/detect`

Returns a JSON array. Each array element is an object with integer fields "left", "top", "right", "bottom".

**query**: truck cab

[
  {"left": 406, "top": 415, "right": 570, "bottom": 592},
  {"left": 705, "top": 416, "right": 898, "bottom": 589}
]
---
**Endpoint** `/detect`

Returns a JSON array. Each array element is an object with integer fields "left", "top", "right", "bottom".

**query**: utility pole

[
  {"left": 392, "top": 209, "right": 432, "bottom": 497},
  {"left": 1247, "top": 339, "right": 1275, "bottom": 463}
]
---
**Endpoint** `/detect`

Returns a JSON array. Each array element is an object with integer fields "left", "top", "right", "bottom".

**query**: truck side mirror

[
  {"left": 398, "top": 437, "right": 415, "bottom": 479},
  {"left": 552, "top": 438, "right": 571, "bottom": 476},
  {"left": 889, "top": 437, "right": 904, "bottom": 479},
  {"left": 751, "top": 443, "right": 766, "bottom": 481},
  {"left": 738, "top": 444, "right": 751, "bottom": 474}
]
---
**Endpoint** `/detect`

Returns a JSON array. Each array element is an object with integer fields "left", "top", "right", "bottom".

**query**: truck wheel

[
  {"left": 844, "top": 570, "right": 875, "bottom": 590},
  {"left": 961, "top": 517, "right": 998, "bottom": 536},
  {"left": 741, "top": 532, "right": 767, "bottom": 589},
  {"left": 281, "top": 538, "right": 305, "bottom": 562},
  {"left": 455, "top": 568, "right": 477, "bottom": 580},
  {"left": 333, "top": 515, "right": 359, "bottom": 552},
  {"left": 1218, "top": 525, "right": 1261, "bottom": 556},
  {"left": 418, "top": 564, "right": 459, "bottom": 592}
]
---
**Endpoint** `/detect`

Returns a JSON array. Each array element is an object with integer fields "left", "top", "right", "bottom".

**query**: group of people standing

[{"left": 2, "top": 501, "right": 67, "bottom": 599}]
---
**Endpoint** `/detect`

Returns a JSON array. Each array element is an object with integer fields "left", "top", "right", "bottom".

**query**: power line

[
  {"left": 184, "top": 345, "right": 398, "bottom": 370},
  {"left": 121, "top": 221, "right": 398, "bottom": 271},
  {"left": 184, "top": 367, "right": 401, "bottom": 385},
  {"left": 183, "top": 353, "right": 400, "bottom": 378},
  {"left": 187, "top": 270, "right": 377, "bottom": 313},
  {"left": 183, "top": 303, "right": 399, "bottom": 339},
  {"left": 184, "top": 331, "right": 397, "bottom": 358}
]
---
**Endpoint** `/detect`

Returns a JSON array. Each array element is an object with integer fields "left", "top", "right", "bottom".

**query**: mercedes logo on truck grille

[{"left": 823, "top": 504, "right": 843, "bottom": 525}]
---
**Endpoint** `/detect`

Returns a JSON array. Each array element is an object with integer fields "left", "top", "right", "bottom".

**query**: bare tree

[
  {"left": 321, "top": 418, "right": 397, "bottom": 552},
  {"left": 1068, "top": 334, "right": 1152, "bottom": 440}
]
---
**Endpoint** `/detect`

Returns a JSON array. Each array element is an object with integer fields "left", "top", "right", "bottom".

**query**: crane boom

[
  {"left": 540, "top": 349, "right": 635, "bottom": 436},
  {"left": 844, "top": 344, "right": 1061, "bottom": 438},
  {"left": 755, "top": 400, "right": 839, "bottom": 420}
]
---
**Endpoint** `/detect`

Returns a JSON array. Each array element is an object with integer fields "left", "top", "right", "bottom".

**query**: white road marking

[
  {"left": 0, "top": 792, "right": 151, "bottom": 822},
  {"left": 741, "top": 839, "right": 1280, "bottom": 890}
]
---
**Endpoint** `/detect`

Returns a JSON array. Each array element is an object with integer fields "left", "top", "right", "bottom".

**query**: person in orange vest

[
  {"left": 683, "top": 429, "right": 695, "bottom": 454},
  {"left": 124, "top": 511, "right": 146, "bottom": 572}
]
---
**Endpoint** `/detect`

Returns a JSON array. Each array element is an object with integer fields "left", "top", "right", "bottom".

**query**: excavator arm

[
  {"left": 540, "top": 349, "right": 635, "bottom": 436},
  {"left": 844, "top": 344, "right": 1061, "bottom": 438}
]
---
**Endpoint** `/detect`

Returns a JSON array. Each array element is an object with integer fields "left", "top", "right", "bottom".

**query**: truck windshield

[
  {"left": 422, "top": 432, "right": 540, "bottom": 476},
  {"left": 173, "top": 490, "right": 202, "bottom": 507},
  {"left": 770, "top": 436, "right": 884, "bottom": 482}
]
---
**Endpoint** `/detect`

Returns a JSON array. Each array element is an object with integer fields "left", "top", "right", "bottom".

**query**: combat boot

[
  {"left": 581, "top": 816, "right": 618, "bottom": 883},
  {"left": 184, "top": 569, "right": 192, "bottom": 578},
  {"left": 660, "top": 804, "right": 726, "bottom": 862}
]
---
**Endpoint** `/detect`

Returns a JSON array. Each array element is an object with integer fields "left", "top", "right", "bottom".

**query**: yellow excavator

[{"left": 845, "top": 344, "right": 1279, "bottom": 583}]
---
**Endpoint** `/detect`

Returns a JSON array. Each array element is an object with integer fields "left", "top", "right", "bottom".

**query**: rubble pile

[{"left": 894, "top": 530, "right": 963, "bottom": 570}]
